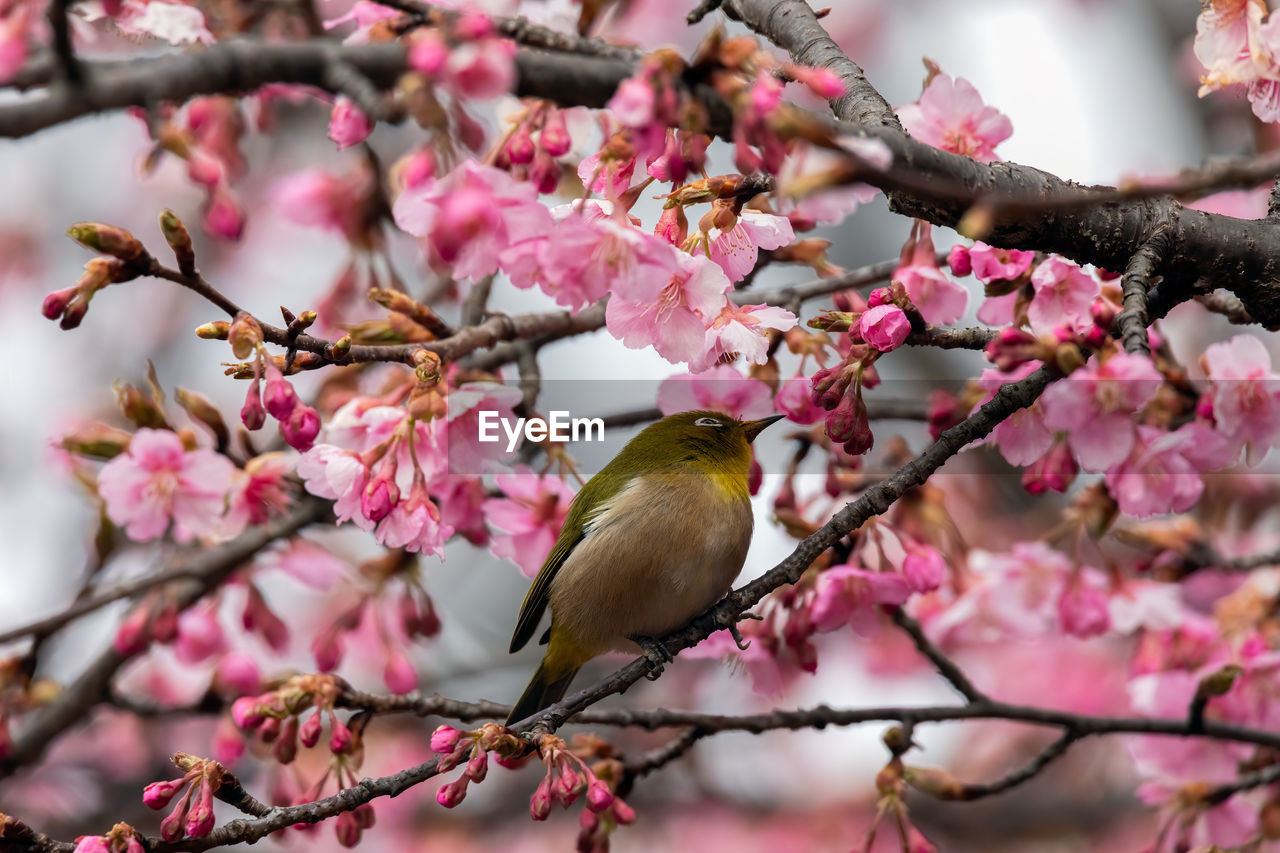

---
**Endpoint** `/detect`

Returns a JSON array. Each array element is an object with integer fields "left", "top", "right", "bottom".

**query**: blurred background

[{"left": 0, "top": 0, "right": 1265, "bottom": 849}]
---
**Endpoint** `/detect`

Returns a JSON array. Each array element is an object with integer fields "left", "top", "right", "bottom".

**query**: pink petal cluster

[
  {"left": 327, "top": 97, "right": 373, "bottom": 149},
  {"left": 482, "top": 469, "right": 577, "bottom": 577},
  {"left": 393, "top": 159, "right": 553, "bottom": 282},
  {"left": 896, "top": 222, "right": 968, "bottom": 325},
  {"left": 1040, "top": 352, "right": 1163, "bottom": 472},
  {"left": 694, "top": 209, "right": 795, "bottom": 283},
  {"left": 694, "top": 301, "right": 798, "bottom": 373},
  {"left": 810, "top": 565, "right": 911, "bottom": 636},
  {"left": 1193, "top": 0, "right": 1280, "bottom": 122},
  {"left": 1026, "top": 256, "right": 1099, "bottom": 335},
  {"left": 82, "top": 0, "right": 213, "bottom": 45},
  {"left": 656, "top": 365, "right": 776, "bottom": 420},
  {"left": 1104, "top": 423, "right": 1236, "bottom": 518},
  {"left": 1202, "top": 333, "right": 1280, "bottom": 464},
  {"left": 274, "top": 166, "right": 378, "bottom": 243},
  {"left": 0, "top": 0, "right": 40, "bottom": 84},
  {"left": 896, "top": 73, "right": 1012, "bottom": 162},
  {"left": 860, "top": 304, "right": 911, "bottom": 352},
  {"left": 296, "top": 400, "right": 455, "bottom": 556},
  {"left": 606, "top": 252, "right": 731, "bottom": 364},
  {"left": 98, "top": 429, "right": 236, "bottom": 543},
  {"left": 975, "top": 363, "right": 1054, "bottom": 466}
]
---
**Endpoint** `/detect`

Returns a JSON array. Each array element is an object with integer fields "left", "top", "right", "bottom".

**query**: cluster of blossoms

[
  {"left": 141, "top": 753, "right": 225, "bottom": 842},
  {"left": 430, "top": 725, "right": 633, "bottom": 850},
  {"left": 70, "top": 823, "right": 146, "bottom": 853},
  {"left": 230, "top": 674, "right": 377, "bottom": 845},
  {"left": 1194, "top": 0, "right": 1280, "bottom": 122}
]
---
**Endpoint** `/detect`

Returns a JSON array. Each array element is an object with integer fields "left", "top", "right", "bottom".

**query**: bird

[{"left": 505, "top": 409, "right": 784, "bottom": 726}]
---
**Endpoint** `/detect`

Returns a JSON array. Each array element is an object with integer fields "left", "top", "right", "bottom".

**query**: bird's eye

[{"left": 694, "top": 417, "right": 723, "bottom": 427}]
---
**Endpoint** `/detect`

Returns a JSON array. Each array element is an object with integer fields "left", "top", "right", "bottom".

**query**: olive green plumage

[{"left": 506, "top": 409, "right": 783, "bottom": 725}]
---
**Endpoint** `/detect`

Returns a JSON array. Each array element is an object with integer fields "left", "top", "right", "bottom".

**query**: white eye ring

[{"left": 694, "top": 417, "right": 723, "bottom": 427}]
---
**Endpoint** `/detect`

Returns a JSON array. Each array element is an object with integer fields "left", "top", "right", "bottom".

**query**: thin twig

[{"left": 890, "top": 609, "right": 985, "bottom": 703}]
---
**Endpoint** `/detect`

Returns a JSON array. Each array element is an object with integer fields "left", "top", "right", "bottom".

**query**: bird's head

[{"left": 631, "top": 410, "right": 784, "bottom": 474}]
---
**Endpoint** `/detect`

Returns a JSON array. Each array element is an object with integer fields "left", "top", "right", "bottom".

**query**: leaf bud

[
  {"left": 195, "top": 321, "right": 230, "bottom": 340},
  {"left": 115, "top": 382, "right": 168, "bottom": 429},
  {"left": 159, "top": 209, "right": 196, "bottom": 275},
  {"left": 176, "top": 388, "right": 229, "bottom": 449},
  {"left": 67, "top": 222, "right": 146, "bottom": 261},
  {"left": 1195, "top": 663, "right": 1244, "bottom": 700}
]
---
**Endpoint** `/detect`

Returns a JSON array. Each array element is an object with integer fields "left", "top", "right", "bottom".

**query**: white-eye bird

[{"left": 505, "top": 409, "right": 783, "bottom": 725}]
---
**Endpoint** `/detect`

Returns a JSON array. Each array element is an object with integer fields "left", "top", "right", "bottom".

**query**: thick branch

[{"left": 1117, "top": 223, "right": 1175, "bottom": 356}]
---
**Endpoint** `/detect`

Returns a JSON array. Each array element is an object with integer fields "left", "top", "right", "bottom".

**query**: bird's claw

[
  {"left": 729, "top": 623, "right": 751, "bottom": 651},
  {"left": 631, "top": 635, "right": 673, "bottom": 681}
]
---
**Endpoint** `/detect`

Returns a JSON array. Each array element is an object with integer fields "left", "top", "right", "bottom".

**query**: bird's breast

[{"left": 548, "top": 471, "right": 753, "bottom": 655}]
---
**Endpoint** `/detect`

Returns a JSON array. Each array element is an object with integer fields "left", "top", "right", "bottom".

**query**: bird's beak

[{"left": 743, "top": 414, "right": 785, "bottom": 443}]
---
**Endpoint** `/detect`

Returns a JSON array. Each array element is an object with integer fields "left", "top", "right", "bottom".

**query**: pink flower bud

[
  {"left": 529, "top": 149, "right": 561, "bottom": 194},
  {"left": 654, "top": 204, "right": 688, "bottom": 246},
  {"left": 274, "top": 715, "right": 299, "bottom": 764},
  {"left": 466, "top": 749, "right": 488, "bottom": 782},
  {"left": 584, "top": 777, "right": 614, "bottom": 812},
  {"left": 159, "top": 802, "right": 189, "bottom": 842},
  {"left": 860, "top": 304, "right": 911, "bottom": 352},
  {"left": 355, "top": 803, "right": 376, "bottom": 829},
  {"left": 210, "top": 651, "right": 262, "bottom": 696},
  {"left": 430, "top": 725, "right": 462, "bottom": 754},
  {"left": 114, "top": 604, "right": 152, "bottom": 655},
  {"left": 73, "top": 836, "right": 112, "bottom": 853},
  {"left": 143, "top": 778, "right": 186, "bottom": 809},
  {"left": 985, "top": 327, "right": 1040, "bottom": 372},
  {"left": 540, "top": 109, "right": 571, "bottom": 156},
  {"left": 262, "top": 362, "right": 298, "bottom": 421},
  {"left": 383, "top": 647, "right": 417, "bottom": 694},
  {"left": 185, "top": 783, "right": 215, "bottom": 838},
  {"left": 328, "top": 98, "right": 373, "bottom": 150},
  {"left": 204, "top": 191, "right": 245, "bottom": 241},
  {"left": 611, "top": 797, "right": 636, "bottom": 825},
  {"left": 506, "top": 123, "right": 535, "bottom": 165},
  {"left": 529, "top": 778, "right": 553, "bottom": 820},
  {"left": 329, "top": 716, "right": 353, "bottom": 754},
  {"left": 409, "top": 31, "right": 448, "bottom": 75},
  {"left": 42, "top": 287, "right": 77, "bottom": 320},
  {"left": 866, "top": 287, "right": 892, "bottom": 308},
  {"left": 1022, "top": 442, "right": 1076, "bottom": 495},
  {"left": 947, "top": 245, "right": 972, "bottom": 278},
  {"left": 792, "top": 65, "right": 845, "bottom": 99},
  {"left": 334, "top": 811, "right": 361, "bottom": 848},
  {"left": 230, "top": 696, "right": 265, "bottom": 729},
  {"left": 401, "top": 148, "right": 436, "bottom": 189},
  {"left": 436, "top": 777, "right": 468, "bottom": 808},
  {"left": 361, "top": 472, "right": 398, "bottom": 523},
  {"left": 553, "top": 766, "right": 582, "bottom": 805},
  {"left": 312, "top": 631, "right": 343, "bottom": 672},
  {"left": 281, "top": 405, "right": 320, "bottom": 452},
  {"left": 257, "top": 716, "right": 281, "bottom": 744},
  {"left": 824, "top": 392, "right": 862, "bottom": 444},
  {"left": 299, "top": 711, "right": 323, "bottom": 748},
  {"left": 241, "top": 378, "right": 266, "bottom": 431}
]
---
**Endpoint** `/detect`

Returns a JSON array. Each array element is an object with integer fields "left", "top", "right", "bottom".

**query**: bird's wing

[{"left": 508, "top": 473, "right": 626, "bottom": 654}]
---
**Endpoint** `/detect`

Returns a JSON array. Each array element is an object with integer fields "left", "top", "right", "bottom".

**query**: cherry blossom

[
  {"left": 655, "top": 365, "right": 776, "bottom": 419},
  {"left": 694, "top": 301, "right": 798, "bottom": 373},
  {"left": 896, "top": 73, "right": 1012, "bottom": 162},
  {"left": 1104, "top": 423, "right": 1236, "bottom": 518},
  {"left": 1040, "top": 351, "right": 1162, "bottom": 472},
  {"left": 327, "top": 97, "right": 373, "bottom": 149},
  {"left": 606, "top": 251, "right": 730, "bottom": 364},
  {"left": 693, "top": 208, "right": 795, "bottom": 283},
  {"left": 393, "top": 159, "right": 553, "bottom": 282},
  {"left": 895, "top": 222, "right": 967, "bottom": 325},
  {"left": 97, "top": 429, "right": 236, "bottom": 542},
  {"left": 860, "top": 304, "right": 911, "bottom": 352},
  {"left": 1202, "top": 333, "right": 1280, "bottom": 464},
  {"left": 483, "top": 469, "right": 576, "bottom": 577},
  {"left": 809, "top": 565, "right": 911, "bottom": 636},
  {"left": 1026, "top": 256, "right": 1099, "bottom": 335}
]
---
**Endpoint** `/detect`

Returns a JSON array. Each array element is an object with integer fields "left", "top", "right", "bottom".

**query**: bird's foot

[
  {"left": 729, "top": 623, "right": 750, "bottom": 651},
  {"left": 630, "top": 635, "right": 673, "bottom": 681}
]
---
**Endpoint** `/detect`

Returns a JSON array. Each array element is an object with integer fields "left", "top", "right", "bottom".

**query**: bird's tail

[{"left": 506, "top": 656, "right": 581, "bottom": 726}]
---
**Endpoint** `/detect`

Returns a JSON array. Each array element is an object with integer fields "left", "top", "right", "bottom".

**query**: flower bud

[
  {"left": 585, "top": 777, "right": 614, "bottom": 812},
  {"left": 262, "top": 362, "right": 298, "bottom": 421},
  {"left": 1195, "top": 663, "right": 1244, "bottom": 699},
  {"left": 539, "top": 108, "right": 571, "bottom": 156},
  {"left": 142, "top": 779, "right": 185, "bottom": 810},
  {"left": 241, "top": 379, "right": 266, "bottom": 431},
  {"left": 334, "top": 811, "right": 361, "bottom": 848},
  {"left": 430, "top": 725, "right": 463, "bottom": 754},
  {"left": 115, "top": 383, "right": 167, "bottom": 429},
  {"left": 282, "top": 406, "right": 320, "bottom": 452},
  {"left": 176, "top": 388, "right": 229, "bottom": 448},
  {"left": 654, "top": 204, "right": 688, "bottom": 246},
  {"left": 860, "top": 304, "right": 911, "bottom": 352},
  {"left": 947, "top": 244, "right": 972, "bottom": 277},
  {"left": 529, "top": 778, "right": 553, "bottom": 820},
  {"left": 41, "top": 287, "right": 76, "bottom": 320},
  {"left": 299, "top": 711, "right": 323, "bottom": 748},
  {"left": 67, "top": 222, "right": 145, "bottom": 261},
  {"left": 904, "top": 766, "right": 966, "bottom": 800},
  {"left": 196, "top": 320, "right": 230, "bottom": 339},
  {"left": 159, "top": 209, "right": 196, "bottom": 275},
  {"left": 984, "top": 327, "right": 1040, "bottom": 372},
  {"left": 436, "top": 777, "right": 468, "bottom": 808},
  {"left": 228, "top": 313, "right": 263, "bottom": 360},
  {"left": 506, "top": 122, "right": 535, "bottom": 165}
]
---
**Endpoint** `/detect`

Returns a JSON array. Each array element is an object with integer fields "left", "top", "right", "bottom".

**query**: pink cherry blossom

[
  {"left": 1040, "top": 352, "right": 1162, "bottom": 472},
  {"left": 1192, "top": 0, "right": 1280, "bottom": 121},
  {"left": 656, "top": 365, "right": 776, "bottom": 419},
  {"left": 968, "top": 241, "right": 1034, "bottom": 283},
  {"left": 695, "top": 209, "right": 795, "bottom": 283},
  {"left": 174, "top": 605, "right": 227, "bottom": 664},
  {"left": 577, "top": 148, "right": 637, "bottom": 197},
  {"left": 901, "top": 543, "right": 946, "bottom": 593},
  {"left": 483, "top": 469, "right": 576, "bottom": 577},
  {"left": 296, "top": 443, "right": 369, "bottom": 528},
  {"left": 809, "top": 565, "right": 911, "bottom": 636},
  {"left": 376, "top": 477, "right": 454, "bottom": 558},
  {"left": 1026, "top": 256, "right": 1099, "bottom": 335},
  {"left": 896, "top": 223, "right": 967, "bottom": 325},
  {"left": 860, "top": 304, "right": 911, "bottom": 352},
  {"left": 1202, "top": 333, "right": 1280, "bottom": 463},
  {"left": 98, "top": 429, "right": 236, "bottom": 542},
  {"left": 393, "top": 159, "right": 553, "bottom": 282},
  {"left": 1104, "top": 423, "right": 1236, "bottom": 518},
  {"left": 606, "top": 76, "right": 655, "bottom": 127},
  {"left": 86, "top": 0, "right": 214, "bottom": 45},
  {"left": 324, "top": 0, "right": 400, "bottom": 43},
  {"left": 1057, "top": 580, "right": 1111, "bottom": 639},
  {"left": 694, "top": 302, "right": 798, "bottom": 373},
  {"left": 975, "top": 363, "right": 1054, "bottom": 466},
  {"left": 447, "top": 381, "right": 524, "bottom": 474},
  {"left": 896, "top": 73, "right": 1012, "bottom": 162},
  {"left": 327, "top": 97, "right": 373, "bottom": 149},
  {"left": 444, "top": 38, "right": 516, "bottom": 99},
  {"left": 273, "top": 167, "right": 376, "bottom": 242},
  {"left": 606, "top": 252, "right": 729, "bottom": 364},
  {"left": 775, "top": 375, "right": 825, "bottom": 425},
  {"left": 0, "top": 0, "right": 39, "bottom": 84}
]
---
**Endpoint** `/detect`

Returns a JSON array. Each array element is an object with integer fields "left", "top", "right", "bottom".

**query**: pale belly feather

[{"left": 547, "top": 473, "right": 752, "bottom": 656}]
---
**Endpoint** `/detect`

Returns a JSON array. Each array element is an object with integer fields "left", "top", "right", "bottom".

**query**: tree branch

[
  {"left": 1117, "top": 222, "right": 1176, "bottom": 357},
  {"left": 890, "top": 609, "right": 985, "bottom": 703}
]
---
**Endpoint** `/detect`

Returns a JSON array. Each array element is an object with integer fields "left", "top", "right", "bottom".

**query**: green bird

[{"left": 505, "top": 409, "right": 784, "bottom": 725}]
